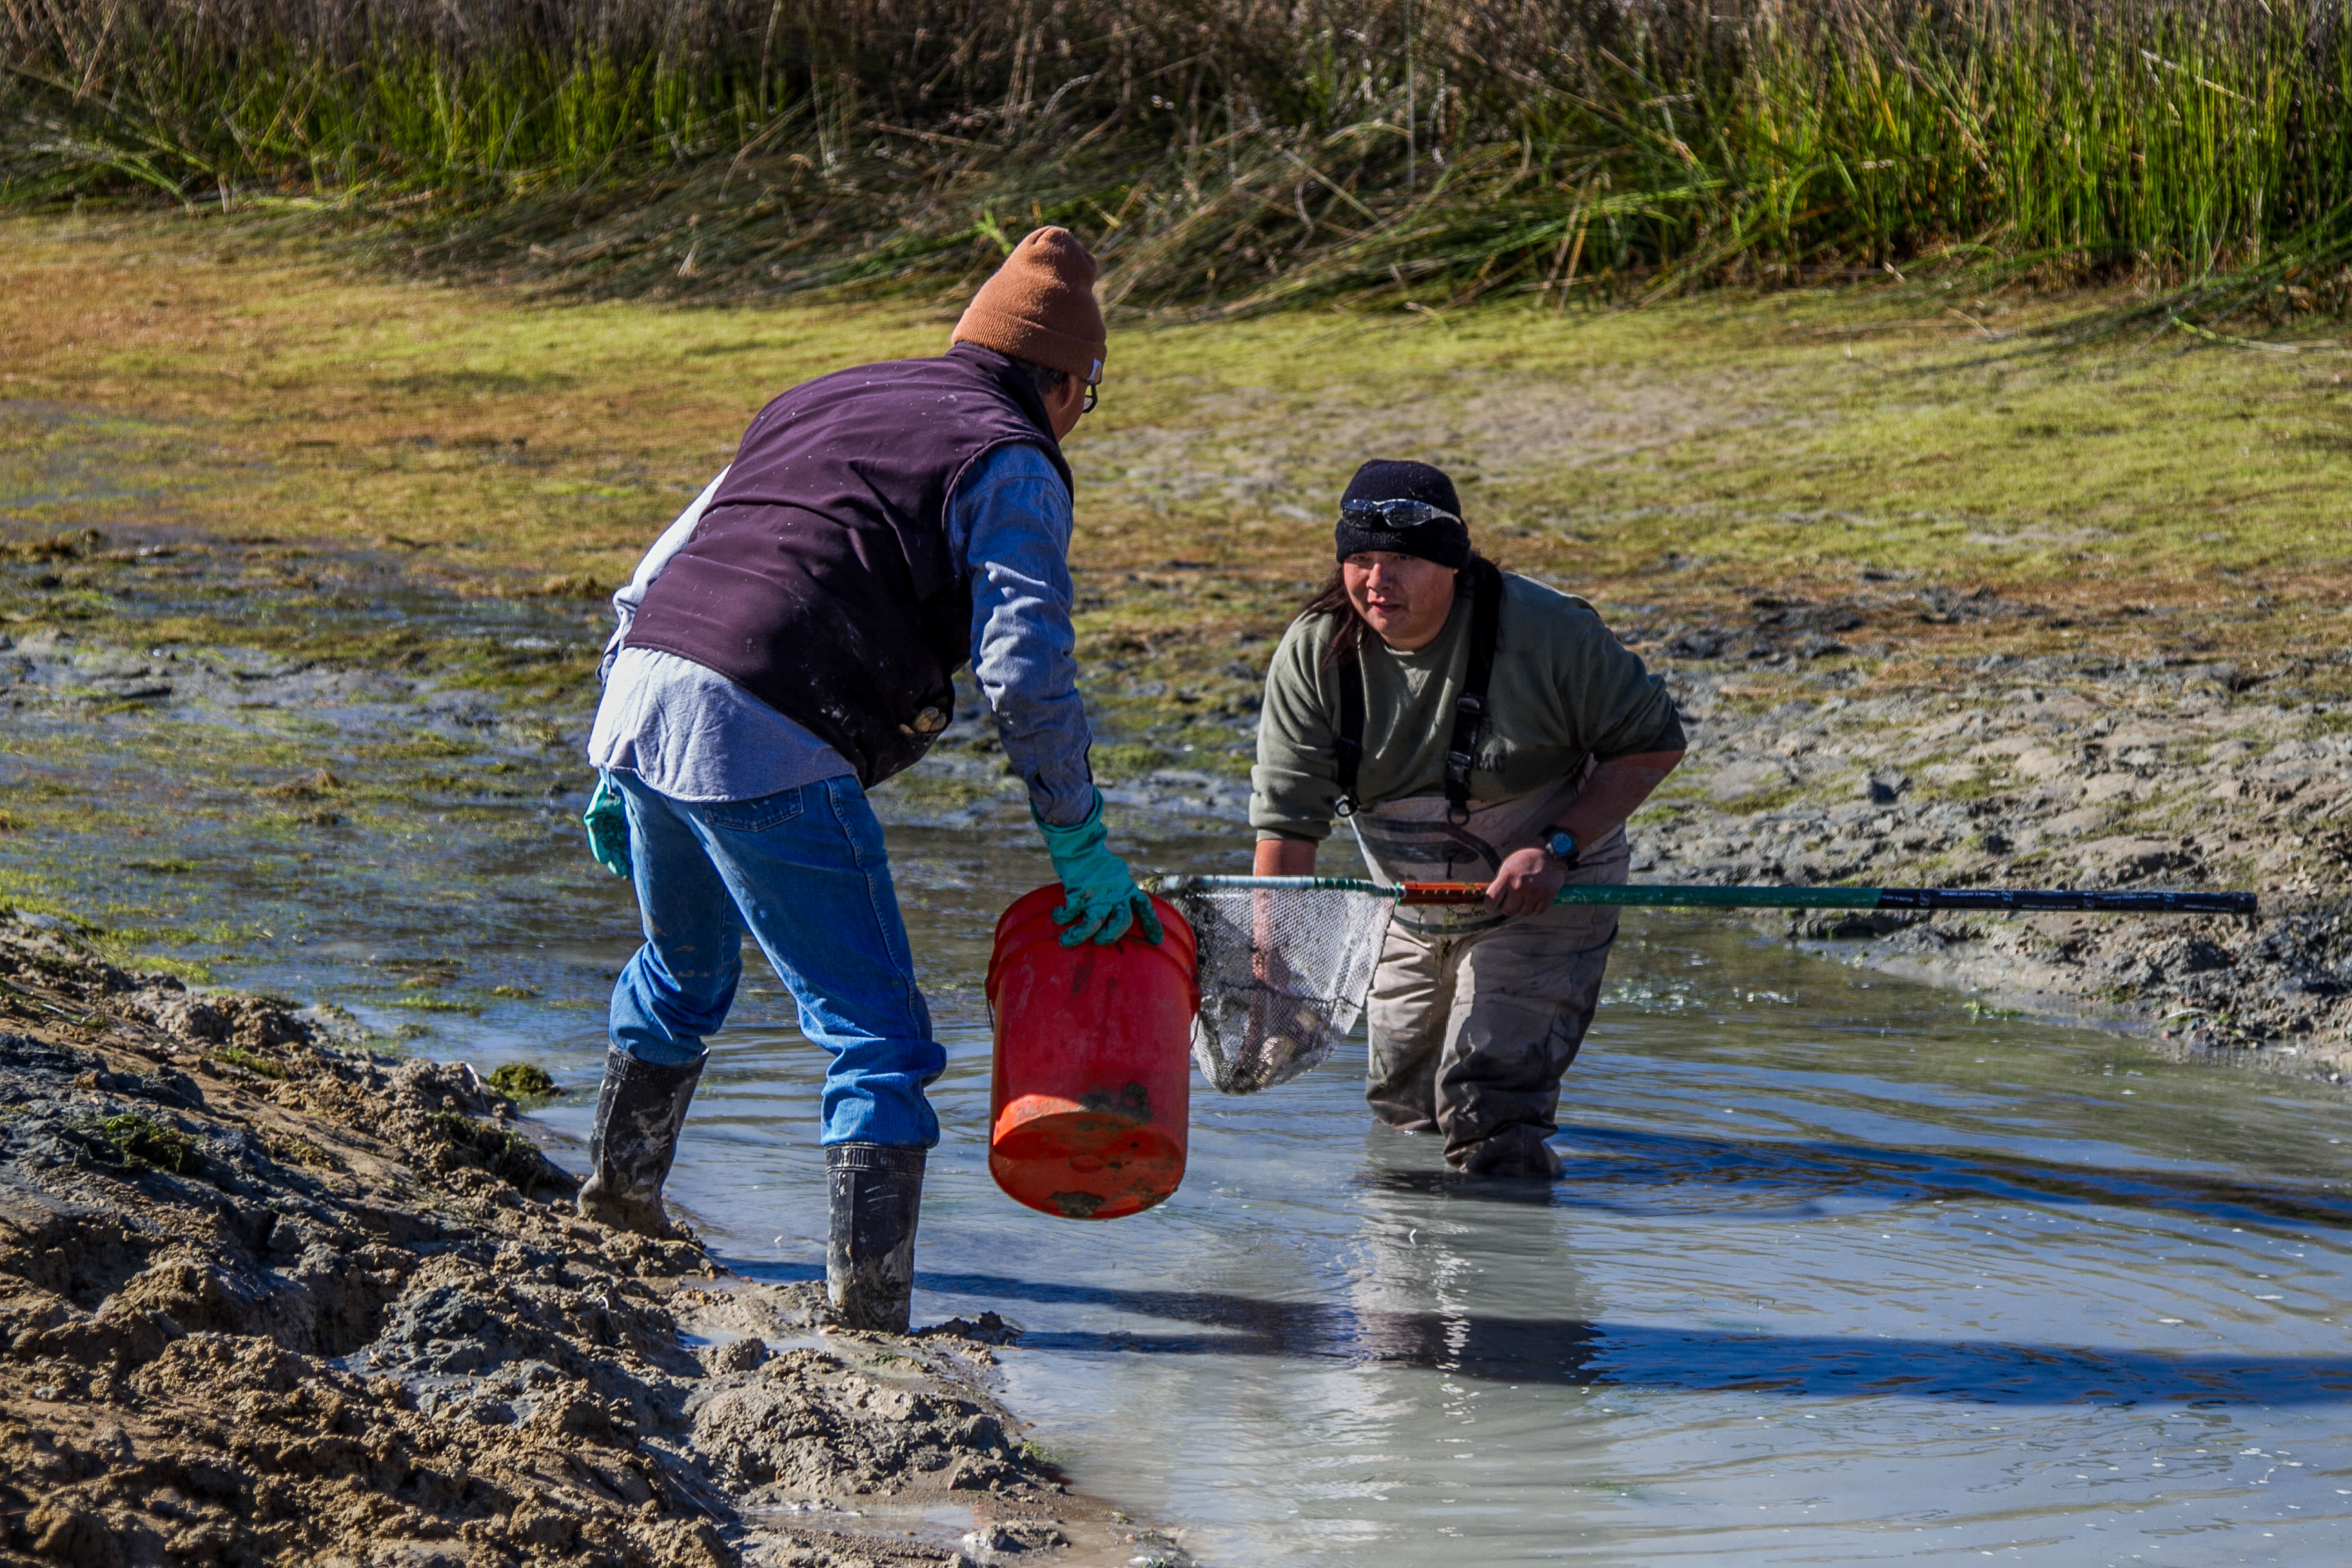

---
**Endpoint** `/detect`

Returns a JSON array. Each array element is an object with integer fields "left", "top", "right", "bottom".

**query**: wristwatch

[{"left": 1546, "top": 831, "right": 1580, "bottom": 867}]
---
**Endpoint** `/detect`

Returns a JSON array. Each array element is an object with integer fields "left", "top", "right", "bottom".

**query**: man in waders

[
  {"left": 577, "top": 227, "right": 1160, "bottom": 1331},
  {"left": 1249, "top": 460, "right": 1686, "bottom": 1178}
]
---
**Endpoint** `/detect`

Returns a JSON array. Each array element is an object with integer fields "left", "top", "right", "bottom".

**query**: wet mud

[
  {"left": 1643, "top": 650, "right": 2352, "bottom": 1074},
  {"left": 0, "top": 915, "right": 1179, "bottom": 1567}
]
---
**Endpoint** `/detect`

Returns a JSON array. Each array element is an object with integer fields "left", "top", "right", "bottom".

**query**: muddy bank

[
  {"left": 0, "top": 914, "right": 1184, "bottom": 1567},
  {"left": 1640, "top": 650, "right": 2352, "bottom": 1077}
]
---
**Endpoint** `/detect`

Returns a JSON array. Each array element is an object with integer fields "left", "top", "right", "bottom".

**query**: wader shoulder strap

[
  {"left": 1332, "top": 560, "right": 1500, "bottom": 821},
  {"left": 1334, "top": 653, "right": 1366, "bottom": 816},
  {"left": 1443, "top": 560, "right": 1503, "bottom": 822}
]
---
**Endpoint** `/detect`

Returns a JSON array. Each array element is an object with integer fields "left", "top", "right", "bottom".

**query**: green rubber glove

[
  {"left": 1034, "top": 789, "right": 1163, "bottom": 947},
  {"left": 583, "top": 771, "right": 632, "bottom": 878}
]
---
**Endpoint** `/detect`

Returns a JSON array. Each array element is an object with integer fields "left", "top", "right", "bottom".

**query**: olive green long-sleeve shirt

[{"left": 1249, "top": 573, "right": 1678, "bottom": 841}]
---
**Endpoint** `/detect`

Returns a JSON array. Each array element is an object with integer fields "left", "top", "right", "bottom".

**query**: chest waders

[{"left": 1329, "top": 563, "right": 1606, "bottom": 1177}]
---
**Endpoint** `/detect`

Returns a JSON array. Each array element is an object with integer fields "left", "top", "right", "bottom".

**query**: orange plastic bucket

[{"left": 983, "top": 884, "right": 1198, "bottom": 1220}]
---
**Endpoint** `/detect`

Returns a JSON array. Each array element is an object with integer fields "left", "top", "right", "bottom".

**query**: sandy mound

[{"left": 0, "top": 914, "right": 1175, "bottom": 1567}]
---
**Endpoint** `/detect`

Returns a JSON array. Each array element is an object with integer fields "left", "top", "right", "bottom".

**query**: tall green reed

[{"left": 6, "top": 0, "right": 2352, "bottom": 318}]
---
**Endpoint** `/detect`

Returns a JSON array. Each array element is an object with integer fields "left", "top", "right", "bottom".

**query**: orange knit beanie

[{"left": 952, "top": 227, "right": 1106, "bottom": 384}]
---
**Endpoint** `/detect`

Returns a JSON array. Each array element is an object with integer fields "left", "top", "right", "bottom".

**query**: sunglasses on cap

[{"left": 1341, "top": 497, "right": 1460, "bottom": 529}]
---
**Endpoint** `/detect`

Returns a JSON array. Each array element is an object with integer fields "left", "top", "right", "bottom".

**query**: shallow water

[
  {"left": 475, "top": 835, "right": 2349, "bottom": 1568},
  {"left": 7, "top": 502, "right": 2349, "bottom": 1560},
  {"left": 11, "top": 652, "right": 2352, "bottom": 1561},
  {"left": 12, "top": 720, "right": 2351, "bottom": 1563}
]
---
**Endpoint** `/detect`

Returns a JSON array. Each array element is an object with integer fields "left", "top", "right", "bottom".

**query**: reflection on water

[
  {"left": 492, "top": 830, "right": 2352, "bottom": 1567},
  {"left": 53, "top": 791, "right": 2352, "bottom": 1565}
]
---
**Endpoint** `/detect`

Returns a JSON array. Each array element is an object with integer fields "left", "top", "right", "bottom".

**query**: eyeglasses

[
  {"left": 1341, "top": 497, "right": 1459, "bottom": 529},
  {"left": 1082, "top": 380, "right": 1100, "bottom": 414}
]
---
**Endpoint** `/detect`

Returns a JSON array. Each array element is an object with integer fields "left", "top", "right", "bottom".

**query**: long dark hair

[{"left": 1300, "top": 552, "right": 1497, "bottom": 671}]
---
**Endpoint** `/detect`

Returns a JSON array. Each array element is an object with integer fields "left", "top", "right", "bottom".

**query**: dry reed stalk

[{"left": 2, "top": 0, "right": 2351, "bottom": 321}]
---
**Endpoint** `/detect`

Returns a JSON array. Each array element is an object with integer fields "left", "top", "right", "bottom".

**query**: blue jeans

[{"left": 608, "top": 771, "right": 944, "bottom": 1148}]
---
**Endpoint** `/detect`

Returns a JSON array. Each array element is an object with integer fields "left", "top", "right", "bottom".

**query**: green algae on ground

[
  {"left": 373, "top": 995, "right": 483, "bottom": 1014},
  {"left": 1091, "top": 743, "right": 1174, "bottom": 780},
  {"left": 212, "top": 1045, "right": 290, "bottom": 1079},
  {"left": 486, "top": 1061, "right": 561, "bottom": 1102},
  {"left": 81, "top": 1111, "right": 203, "bottom": 1175},
  {"left": 260, "top": 1126, "right": 331, "bottom": 1167}
]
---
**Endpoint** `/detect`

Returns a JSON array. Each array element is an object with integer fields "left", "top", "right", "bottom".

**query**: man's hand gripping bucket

[{"left": 984, "top": 885, "right": 1198, "bottom": 1220}]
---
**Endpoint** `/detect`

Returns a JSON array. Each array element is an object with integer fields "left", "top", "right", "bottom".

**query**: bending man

[
  {"left": 580, "top": 228, "right": 1158, "bottom": 1331},
  {"left": 1250, "top": 460, "right": 1686, "bottom": 1178}
]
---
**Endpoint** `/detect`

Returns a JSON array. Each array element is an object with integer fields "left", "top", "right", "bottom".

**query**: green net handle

[
  {"left": 1149, "top": 875, "right": 2253, "bottom": 916},
  {"left": 1550, "top": 885, "right": 1883, "bottom": 909}
]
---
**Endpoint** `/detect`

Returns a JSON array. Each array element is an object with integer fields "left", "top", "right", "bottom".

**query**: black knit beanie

[{"left": 1334, "top": 459, "right": 1470, "bottom": 570}]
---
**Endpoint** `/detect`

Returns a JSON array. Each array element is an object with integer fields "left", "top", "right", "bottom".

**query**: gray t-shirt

[{"left": 1250, "top": 572, "right": 1678, "bottom": 842}]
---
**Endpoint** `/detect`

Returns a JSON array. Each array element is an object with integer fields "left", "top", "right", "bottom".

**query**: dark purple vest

[{"left": 622, "top": 345, "right": 1071, "bottom": 787}]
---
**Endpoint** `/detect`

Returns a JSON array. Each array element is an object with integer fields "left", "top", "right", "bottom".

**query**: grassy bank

[
  {"left": 10, "top": 0, "right": 2352, "bottom": 323},
  {"left": 5, "top": 210, "right": 2350, "bottom": 717}
]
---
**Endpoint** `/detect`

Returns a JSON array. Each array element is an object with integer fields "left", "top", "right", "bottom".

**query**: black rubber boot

[
  {"left": 577, "top": 1047, "right": 704, "bottom": 1237},
  {"left": 825, "top": 1143, "right": 926, "bottom": 1334},
  {"left": 1455, "top": 1123, "right": 1565, "bottom": 1181}
]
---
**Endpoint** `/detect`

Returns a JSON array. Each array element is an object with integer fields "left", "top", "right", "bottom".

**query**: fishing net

[{"left": 1169, "top": 886, "right": 1392, "bottom": 1094}]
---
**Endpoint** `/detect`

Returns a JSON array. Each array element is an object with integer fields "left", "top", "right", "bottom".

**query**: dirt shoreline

[
  {"left": 1638, "top": 648, "right": 2352, "bottom": 1080},
  {"left": 0, "top": 915, "right": 1190, "bottom": 1568}
]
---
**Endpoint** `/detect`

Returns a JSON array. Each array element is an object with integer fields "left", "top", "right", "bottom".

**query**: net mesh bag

[{"left": 1171, "top": 887, "right": 1392, "bottom": 1094}]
